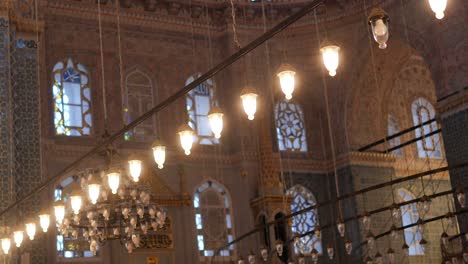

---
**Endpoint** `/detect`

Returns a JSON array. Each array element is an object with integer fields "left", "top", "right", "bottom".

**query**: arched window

[
  {"left": 194, "top": 180, "right": 234, "bottom": 259},
  {"left": 388, "top": 114, "right": 403, "bottom": 157},
  {"left": 275, "top": 101, "right": 308, "bottom": 152},
  {"left": 287, "top": 185, "right": 322, "bottom": 255},
  {"left": 411, "top": 98, "right": 441, "bottom": 158},
  {"left": 52, "top": 59, "right": 92, "bottom": 136},
  {"left": 398, "top": 189, "right": 424, "bottom": 256},
  {"left": 186, "top": 74, "right": 218, "bottom": 145},
  {"left": 123, "top": 69, "right": 155, "bottom": 141}
]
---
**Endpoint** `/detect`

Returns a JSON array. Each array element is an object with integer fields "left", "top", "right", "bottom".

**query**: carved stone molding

[{"left": 437, "top": 89, "right": 468, "bottom": 119}]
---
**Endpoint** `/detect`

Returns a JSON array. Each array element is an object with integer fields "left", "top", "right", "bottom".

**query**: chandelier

[{"left": 55, "top": 162, "right": 167, "bottom": 255}]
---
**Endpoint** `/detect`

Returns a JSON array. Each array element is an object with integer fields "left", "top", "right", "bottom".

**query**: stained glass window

[
  {"left": 287, "top": 185, "right": 322, "bottom": 255},
  {"left": 275, "top": 101, "right": 308, "bottom": 152},
  {"left": 186, "top": 74, "right": 218, "bottom": 145},
  {"left": 398, "top": 189, "right": 424, "bottom": 256},
  {"left": 123, "top": 69, "right": 155, "bottom": 141},
  {"left": 388, "top": 114, "right": 403, "bottom": 157},
  {"left": 194, "top": 181, "right": 234, "bottom": 260},
  {"left": 411, "top": 98, "right": 441, "bottom": 158},
  {"left": 52, "top": 59, "right": 92, "bottom": 136}
]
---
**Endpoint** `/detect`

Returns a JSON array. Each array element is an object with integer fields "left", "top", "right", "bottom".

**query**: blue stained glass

[{"left": 63, "top": 68, "right": 81, "bottom": 83}]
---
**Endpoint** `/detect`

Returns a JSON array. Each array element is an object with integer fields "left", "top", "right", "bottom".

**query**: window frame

[
  {"left": 287, "top": 185, "right": 322, "bottom": 255},
  {"left": 275, "top": 100, "right": 308, "bottom": 152},
  {"left": 52, "top": 59, "right": 93, "bottom": 137},
  {"left": 398, "top": 188, "right": 424, "bottom": 256},
  {"left": 411, "top": 98, "right": 442, "bottom": 158},
  {"left": 186, "top": 74, "right": 219, "bottom": 145},
  {"left": 123, "top": 68, "right": 156, "bottom": 141},
  {"left": 193, "top": 180, "right": 235, "bottom": 261}
]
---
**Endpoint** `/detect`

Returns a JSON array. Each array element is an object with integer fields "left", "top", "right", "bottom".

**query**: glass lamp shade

[
  {"left": 70, "top": 193, "right": 83, "bottom": 215},
  {"left": 107, "top": 170, "right": 120, "bottom": 194},
  {"left": 428, "top": 0, "right": 447, "bottom": 19},
  {"left": 54, "top": 201, "right": 65, "bottom": 224},
  {"left": 25, "top": 223, "right": 36, "bottom": 241},
  {"left": 320, "top": 44, "right": 340, "bottom": 77},
  {"left": 128, "top": 159, "right": 143, "bottom": 182},
  {"left": 247, "top": 252, "right": 256, "bottom": 264},
  {"left": 39, "top": 213, "right": 50, "bottom": 232},
  {"left": 152, "top": 140, "right": 166, "bottom": 169},
  {"left": 345, "top": 239, "right": 353, "bottom": 255},
  {"left": 240, "top": 87, "right": 258, "bottom": 121},
  {"left": 275, "top": 240, "right": 284, "bottom": 256},
  {"left": 208, "top": 106, "right": 224, "bottom": 139},
  {"left": 13, "top": 231, "right": 23, "bottom": 248},
  {"left": 178, "top": 124, "right": 195, "bottom": 156},
  {"left": 277, "top": 64, "right": 296, "bottom": 100},
  {"left": 1, "top": 238, "right": 11, "bottom": 254},
  {"left": 387, "top": 248, "right": 395, "bottom": 264},
  {"left": 368, "top": 8, "right": 389, "bottom": 49},
  {"left": 260, "top": 248, "right": 268, "bottom": 261},
  {"left": 88, "top": 182, "right": 101, "bottom": 205}
]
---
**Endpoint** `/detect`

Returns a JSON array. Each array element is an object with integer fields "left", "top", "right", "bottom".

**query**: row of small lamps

[{"left": 0, "top": 0, "right": 449, "bottom": 256}]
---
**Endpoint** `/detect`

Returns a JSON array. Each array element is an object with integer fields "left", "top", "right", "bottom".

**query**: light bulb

[
  {"left": 240, "top": 88, "right": 258, "bottom": 120},
  {"left": 277, "top": 64, "right": 296, "bottom": 100},
  {"left": 70, "top": 194, "right": 82, "bottom": 215},
  {"left": 260, "top": 247, "right": 268, "bottom": 261},
  {"left": 387, "top": 248, "right": 395, "bottom": 264},
  {"left": 128, "top": 159, "right": 142, "bottom": 182},
  {"left": 178, "top": 124, "right": 194, "bottom": 155},
  {"left": 320, "top": 44, "right": 340, "bottom": 77},
  {"left": 107, "top": 170, "right": 120, "bottom": 194},
  {"left": 402, "top": 243, "right": 410, "bottom": 256},
  {"left": 39, "top": 213, "right": 50, "bottom": 232},
  {"left": 428, "top": 0, "right": 447, "bottom": 19},
  {"left": 1, "top": 238, "right": 11, "bottom": 254},
  {"left": 152, "top": 141, "right": 166, "bottom": 169},
  {"left": 88, "top": 182, "right": 101, "bottom": 205},
  {"left": 248, "top": 252, "right": 256, "bottom": 264},
  {"left": 208, "top": 106, "right": 224, "bottom": 139},
  {"left": 275, "top": 240, "right": 284, "bottom": 256},
  {"left": 345, "top": 239, "right": 353, "bottom": 255},
  {"left": 337, "top": 221, "right": 346, "bottom": 237},
  {"left": 54, "top": 201, "right": 65, "bottom": 224},
  {"left": 25, "top": 223, "right": 36, "bottom": 240},
  {"left": 13, "top": 231, "right": 23, "bottom": 248},
  {"left": 327, "top": 245, "right": 334, "bottom": 260}
]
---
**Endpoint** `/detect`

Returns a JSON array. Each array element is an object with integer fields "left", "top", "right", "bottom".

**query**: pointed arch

[
  {"left": 186, "top": 74, "right": 218, "bottom": 145},
  {"left": 123, "top": 67, "right": 155, "bottom": 141},
  {"left": 411, "top": 98, "right": 441, "bottom": 158},
  {"left": 52, "top": 58, "right": 92, "bottom": 136},
  {"left": 287, "top": 185, "right": 322, "bottom": 255},
  {"left": 275, "top": 100, "right": 308, "bottom": 152},
  {"left": 193, "top": 180, "right": 234, "bottom": 259}
]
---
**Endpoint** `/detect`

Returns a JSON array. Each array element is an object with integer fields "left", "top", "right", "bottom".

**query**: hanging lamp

[
  {"left": 178, "top": 124, "right": 195, "bottom": 155},
  {"left": 39, "top": 213, "right": 50, "bottom": 232},
  {"left": 276, "top": 63, "right": 296, "bottom": 100},
  {"left": 208, "top": 106, "right": 224, "bottom": 139},
  {"left": 25, "top": 222, "right": 36, "bottom": 240},
  {"left": 88, "top": 179, "right": 101, "bottom": 205},
  {"left": 428, "top": 0, "right": 447, "bottom": 19},
  {"left": 107, "top": 169, "right": 121, "bottom": 194},
  {"left": 128, "top": 156, "right": 143, "bottom": 182},
  {"left": 54, "top": 200, "right": 65, "bottom": 224},
  {"left": 320, "top": 41, "right": 340, "bottom": 77},
  {"left": 151, "top": 140, "right": 166, "bottom": 169},
  {"left": 368, "top": 7, "right": 390, "bottom": 49},
  {"left": 240, "top": 86, "right": 258, "bottom": 121},
  {"left": 1, "top": 238, "right": 11, "bottom": 254},
  {"left": 70, "top": 191, "right": 83, "bottom": 215},
  {"left": 13, "top": 230, "right": 23, "bottom": 248}
]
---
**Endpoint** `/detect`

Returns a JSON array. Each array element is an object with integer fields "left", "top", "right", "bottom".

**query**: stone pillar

[{"left": 438, "top": 90, "right": 468, "bottom": 250}]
